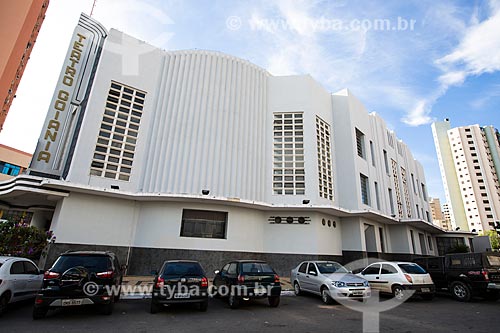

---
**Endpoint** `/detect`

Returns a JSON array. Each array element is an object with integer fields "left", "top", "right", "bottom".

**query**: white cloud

[{"left": 403, "top": 1, "right": 500, "bottom": 126}]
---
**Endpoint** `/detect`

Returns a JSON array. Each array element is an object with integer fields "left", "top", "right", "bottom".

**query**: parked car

[
  {"left": 33, "top": 251, "right": 124, "bottom": 319},
  {"left": 414, "top": 252, "right": 500, "bottom": 302},
  {"left": 212, "top": 260, "right": 281, "bottom": 309},
  {"left": 291, "top": 261, "right": 370, "bottom": 304},
  {"left": 357, "top": 261, "right": 435, "bottom": 300},
  {"left": 150, "top": 260, "right": 209, "bottom": 313},
  {"left": 0, "top": 256, "right": 43, "bottom": 315}
]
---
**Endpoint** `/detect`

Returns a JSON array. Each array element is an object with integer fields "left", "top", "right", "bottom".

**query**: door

[
  {"left": 9, "top": 260, "right": 28, "bottom": 301},
  {"left": 307, "top": 263, "right": 323, "bottom": 294},
  {"left": 380, "top": 264, "right": 398, "bottom": 293},
  {"left": 361, "top": 264, "right": 382, "bottom": 291},
  {"left": 214, "top": 263, "right": 230, "bottom": 289},
  {"left": 295, "top": 262, "right": 308, "bottom": 290},
  {"left": 302, "top": 263, "right": 320, "bottom": 294},
  {"left": 23, "top": 261, "right": 42, "bottom": 298}
]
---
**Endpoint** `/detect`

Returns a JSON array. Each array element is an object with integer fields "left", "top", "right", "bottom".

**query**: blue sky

[{"left": 1, "top": 0, "right": 499, "bottom": 202}]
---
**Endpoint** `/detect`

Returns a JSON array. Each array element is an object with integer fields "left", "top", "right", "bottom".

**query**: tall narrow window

[
  {"left": 421, "top": 183, "right": 428, "bottom": 201},
  {"left": 379, "top": 227, "right": 386, "bottom": 253},
  {"left": 356, "top": 128, "right": 365, "bottom": 158},
  {"left": 383, "top": 150, "right": 389, "bottom": 174},
  {"left": 273, "top": 113, "right": 305, "bottom": 195},
  {"left": 410, "top": 230, "right": 416, "bottom": 254},
  {"left": 388, "top": 188, "right": 395, "bottom": 215},
  {"left": 316, "top": 116, "right": 333, "bottom": 200},
  {"left": 90, "top": 81, "right": 146, "bottom": 181},
  {"left": 374, "top": 181, "right": 381, "bottom": 210},
  {"left": 370, "top": 140, "right": 375, "bottom": 166},
  {"left": 360, "top": 174, "right": 370, "bottom": 205}
]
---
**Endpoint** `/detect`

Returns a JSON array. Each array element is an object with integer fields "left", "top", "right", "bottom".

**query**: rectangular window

[
  {"left": 374, "top": 181, "right": 381, "bottom": 210},
  {"left": 410, "top": 230, "right": 416, "bottom": 254},
  {"left": 360, "top": 174, "right": 370, "bottom": 205},
  {"left": 388, "top": 188, "right": 395, "bottom": 215},
  {"left": 0, "top": 162, "right": 21, "bottom": 176},
  {"left": 273, "top": 113, "right": 305, "bottom": 195},
  {"left": 421, "top": 183, "right": 428, "bottom": 202},
  {"left": 383, "top": 150, "right": 389, "bottom": 174},
  {"left": 411, "top": 173, "right": 416, "bottom": 193},
  {"left": 316, "top": 116, "right": 333, "bottom": 200},
  {"left": 356, "top": 128, "right": 365, "bottom": 158},
  {"left": 427, "top": 236, "right": 433, "bottom": 251},
  {"left": 90, "top": 81, "right": 145, "bottom": 181},
  {"left": 180, "top": 209, "right": 227, "bottom": 239},
  {"left": 370, "top": 141, "right": 375, "bottom": 166}
]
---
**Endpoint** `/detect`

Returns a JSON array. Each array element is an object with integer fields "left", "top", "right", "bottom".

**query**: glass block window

[
  {"left": 90, "top": 81, "right": 146, "bottom": 181},
  {"left": 391, "top": 159, "right": 403, "bottom": 217},
  {"left": 316, "top": 116, "right": 333, "bottom": 200},
  {"left": 273, "top": 112, "right": 305, "bottom": 195},
  {"left": 400, "top": 167, "right": 412, "bottom": 218}
]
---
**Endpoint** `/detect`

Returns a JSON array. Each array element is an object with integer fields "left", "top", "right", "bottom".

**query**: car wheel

[
  {"left": 228, "top": 293, "right": 240, "bottom": 309},
  {"left": 268, "top": 296, "right": 280, "bottom": 308},
  {"left": 294, "top": 282, "right": 302, "bottom": 296},
  {"left": 484, "top": 291, "right": 500, "bottom": 301},
  {"left": 199, "top": 300, "right": 208, "bottom": 312},
  {"left": 321, "top": 287, "right": 332, "bottom": 304},
  {"left": 150, "top": 300, "right": 160, "bottom": 314},
  {"left": 451, "top": 281, "right": 471, "bottom": 302},
  {"left": 421, "top": 293, "right": 435, "bottom": 301},
  {"left": 114, "top": 286, "right": 122, "bottom": 303},
  {"left": 32, "top": 306, "right": 48, "bottom": 320},
  {"left": 0, "top": 293, "right": 9, "bottom": 316},
  {"left": 392, "top": 285, "right": 405, "bottom": 301},
  {"left": 99, "top": 301, "right": 114, "bottom": 315}
]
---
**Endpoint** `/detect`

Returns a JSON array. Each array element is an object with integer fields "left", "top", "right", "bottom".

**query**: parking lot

[{"left": 1, "top": 293, "right": 499, "bottom": 332}]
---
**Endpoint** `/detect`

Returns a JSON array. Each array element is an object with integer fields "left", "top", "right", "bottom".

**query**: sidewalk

[{"left": 120, "top": 276, "right": 293, "bottom": 300}]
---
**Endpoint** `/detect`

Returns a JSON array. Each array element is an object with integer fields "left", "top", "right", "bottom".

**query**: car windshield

[
  {"left": 241, "top": 263, "right": 274, "bottom": 274},
  {"left": 162, "top": 262, "right": 204, "bottom": 277},
  {"left": 317, "top": 262, "right": 349, "bottom": 274},
  {"left": 398, "top": 263, "right": 427, "bottom": 274},
  {"left": 486, "top": 255, "right": 500, "bottom": 267},
  {"left": 52, "top": 255, "right": 111, "bottom": 273}
]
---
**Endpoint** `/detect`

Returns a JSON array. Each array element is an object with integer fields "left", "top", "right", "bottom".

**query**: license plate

[
  {"left": 62, "top": 299, "right": 83, "bottom": 306},
  {"left": 254, "top": 286, "right": 267, "bottom": 295},
  {"left": 421, "top": 288, "right": 430, "bottom": 293},
  {"left": 352, "top": 291, "right": 364, "bottom": 296},
  {"left": 174, "top": 293, "right": 190, "bottom": 299}
]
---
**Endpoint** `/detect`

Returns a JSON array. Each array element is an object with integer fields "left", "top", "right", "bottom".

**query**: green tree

[
  {"left": 488, "top": 230, "right": 499, "bottom": 250},
  {"left": 0, "top": 220, "right": 53, "bottom": 260}
]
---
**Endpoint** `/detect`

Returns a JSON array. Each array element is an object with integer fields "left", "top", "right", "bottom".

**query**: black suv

[
  {"left": 213, "top": 260, "right": 281, "bottom": 309},
  {"left": 33, "top": 251, "right": 124, "bottom": 319},
  {"left": 414, "top": 252, "right": 500, "bottom": 302},
  {"left": 150, "top": 260, "right": 209, "bottom": 313}
]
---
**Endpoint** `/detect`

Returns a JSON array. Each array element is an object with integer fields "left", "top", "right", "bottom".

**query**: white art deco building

[{"left": 0, "top": 14, "right": 471, "bottom": 274}]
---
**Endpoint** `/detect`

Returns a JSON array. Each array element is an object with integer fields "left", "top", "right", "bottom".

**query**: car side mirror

[
  {"left": 151, "top": 270, "right": 158, "bottom": 275},
  {"left": 308, "top": 271, "right": 317, "bottom": 276},
  {"left": 214, "top": 270, "right": 220, "bottom": 275},
  {"left": 361, "top": 271, "right": 366, "bottom": 275},
  {"left": 348, "top": 270, "right": 353, "bottom": 274}
]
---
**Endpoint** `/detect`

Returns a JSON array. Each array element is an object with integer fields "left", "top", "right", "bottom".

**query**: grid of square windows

[
  {"left": 316, "top": 116, "right": 333, "bottom": 200},
  {"left": 400, "top": 167, "right": 412, "bottom": 218},
  {"left": 391, "top": 159, "right": 404, "bottom": 218},
  {"left": 273, "top": 113, "right": 305, "bottom": 195},
  {"left": 90, "top": 81, "right": 146, "bottom": 181}
]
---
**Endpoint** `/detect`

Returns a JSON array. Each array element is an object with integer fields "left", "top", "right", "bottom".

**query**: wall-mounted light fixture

[
  {"left": 111, "top": 185, "right": 120, "bottom": 190},
  {"left": 302, "top": 199, "right": 310, "bottom": 204},
  {"left": 201, "top": 189, "right": 210, "bottom": 195}
]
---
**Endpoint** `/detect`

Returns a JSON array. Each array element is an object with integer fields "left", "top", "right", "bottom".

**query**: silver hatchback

[{"left": 291, "top": 261, "right": 370, "bottom": 304}]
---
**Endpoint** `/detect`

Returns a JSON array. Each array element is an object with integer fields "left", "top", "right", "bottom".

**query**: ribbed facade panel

[{"left": 140, "top": 51, "right": 268, "bottom": 202}]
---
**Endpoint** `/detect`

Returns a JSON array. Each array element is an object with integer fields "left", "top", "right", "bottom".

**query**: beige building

[
  {"left": 429, "top": 197, "right": 452, "bottom": 231},
  {"left": 0, "top": 144, "right": 32, "bottom": 181},
  {"left": 432, "top": 119, "right": 500, "bottom": 233}
]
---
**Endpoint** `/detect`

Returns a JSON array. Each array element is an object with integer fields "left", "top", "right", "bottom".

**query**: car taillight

[
  {"left": 404, "top": 274, "right": 413, "bottom": 283},
  {"left": 96, "top": 271, "right": 114, "bottom": 278},
  {"left": 274, "top": 274, "right": 280, "bottom": 283},
  {"left": 44, "top": 271, "right": 60, "bottom": 279},
  {"left": 201, "top": 277, "right": 208, "bottom": 287},
  {"left": 156, "top": 277, "right": 165, "bottom": 288},
  {"left": 237, "top": 275, "right": 245, "bottom": 284},
  {"left": 481, "top": 270, "right": 489, "bottom": 281}
]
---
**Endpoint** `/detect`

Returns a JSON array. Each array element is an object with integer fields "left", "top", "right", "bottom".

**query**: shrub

[{"left": 0, "top": 220, "right": 53, "bottom": 260}]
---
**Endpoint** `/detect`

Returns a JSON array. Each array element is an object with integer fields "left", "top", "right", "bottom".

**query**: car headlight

[
  {"left": 332, "top": 281, "right": 346, "bottom": 288},
  {"left": 363, "top": 280, "right": 370, "bottom": 287}
]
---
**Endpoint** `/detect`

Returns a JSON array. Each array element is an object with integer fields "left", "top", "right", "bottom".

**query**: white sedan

[
  {"left": 291, "top": 261, "right": 371, "bottom": 304},
  {"left": 0, "top": 256, "right": 44, "bottom": 315},
  {"left": 357, "top": 261, "right": 435, "bottom": 300}
]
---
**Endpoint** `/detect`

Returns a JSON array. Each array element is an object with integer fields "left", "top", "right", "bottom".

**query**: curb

[{"left": 120, "top": 290, "right": 295, "bottom": 300}]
